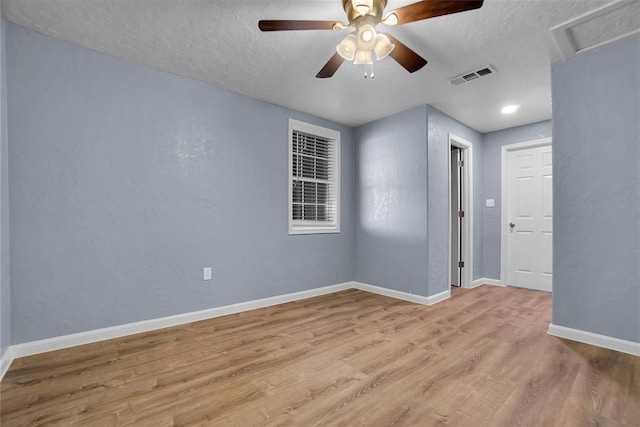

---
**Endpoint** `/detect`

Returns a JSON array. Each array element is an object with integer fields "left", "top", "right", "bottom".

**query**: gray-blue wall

[
  {"left": 551, "top": 35, "right": 639, "bottom": 343},
  {"left": 480, "top": 121, "right": 552, "bottom": 279},
  {"left": 0, "top": 16, "right": 10, "bottom": 359},
  {"left": 354, "top": 105, "right": 481, "bottom": 296},
  {"left": 7, "top": 24, "right": 355, "bottom": 344},
  {"left": 354, "top": 106, "right": 429, "bottom": 295}
]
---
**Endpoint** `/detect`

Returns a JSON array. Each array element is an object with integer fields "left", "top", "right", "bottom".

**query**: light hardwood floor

[{"left": 1, "top": 285, "right": 639, "bottom": 426}]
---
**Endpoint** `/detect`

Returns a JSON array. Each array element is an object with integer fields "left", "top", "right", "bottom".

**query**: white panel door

[{"left": 507, "top": 145, "right": 553, "bottom": 292}]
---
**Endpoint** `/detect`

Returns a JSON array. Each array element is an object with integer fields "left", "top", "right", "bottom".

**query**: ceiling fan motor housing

[{"left": 342, "top": 0, "right": 388, "bottom": 23}]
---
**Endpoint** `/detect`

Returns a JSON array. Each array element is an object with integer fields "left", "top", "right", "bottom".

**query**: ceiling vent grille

[{"left": 449, "top": 65, "right": 497, "bottom": 86}]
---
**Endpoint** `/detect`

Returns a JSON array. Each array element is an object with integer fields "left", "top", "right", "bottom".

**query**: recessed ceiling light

[{"left": 501, "top": 105, "right": 520, "bottom": 114}]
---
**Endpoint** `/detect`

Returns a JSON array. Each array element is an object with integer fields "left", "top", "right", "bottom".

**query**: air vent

[{"left": 449, "top": 65, "right": 497, "bottom": 86}]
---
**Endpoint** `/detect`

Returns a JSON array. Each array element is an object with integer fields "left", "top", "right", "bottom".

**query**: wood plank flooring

[{"left": 1, "top": 285, "right": 639, "bottom": 426}]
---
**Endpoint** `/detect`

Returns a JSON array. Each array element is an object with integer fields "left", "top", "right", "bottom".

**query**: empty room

[{"left": 0, "top": 0, "right": 638, "bottom": 425}]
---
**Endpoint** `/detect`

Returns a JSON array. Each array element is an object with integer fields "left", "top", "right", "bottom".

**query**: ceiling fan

[{"left": 259, "top": 0, "right": 484, "bottom": 78}]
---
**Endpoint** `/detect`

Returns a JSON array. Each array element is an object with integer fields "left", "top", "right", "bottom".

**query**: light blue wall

[
  {"left": 480, "top": 121, "right": 552, "bottom": 279},
  {"left": 354, "top": 105, "right": 481, "bottom": 296},
  {"left": 0, "top": 16, "right": 10, "bottom": 359},
  {"left": 551, "top": 35, "right": 639, "bottom": 342},
  {"left": 426, "top": 107, "right": 482, "bottom": 286},
  {"left": 354, "top": 106, "right": 429, "bottom": 295},
  {"left": 7, "top": 24, "right": 355, "bottom": 344}
]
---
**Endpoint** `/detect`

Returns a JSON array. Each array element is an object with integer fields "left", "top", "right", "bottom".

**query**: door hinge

[
  {"left": 458, "top": 261, "right": 464, "bottom": 268},
  {"left": 458, "top": 211, "right": 465, "bottom": 218},
  {"left": 459, "top": 160, "right": 464, "bottom": 167}
]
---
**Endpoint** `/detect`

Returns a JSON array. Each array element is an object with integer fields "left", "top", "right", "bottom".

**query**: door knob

[{"left": 509, "top": 222, "right": 516, "bottom": 228}]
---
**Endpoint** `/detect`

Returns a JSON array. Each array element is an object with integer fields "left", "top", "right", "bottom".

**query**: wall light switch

[
  {"left": 486, "top": 199, "right": 495, "bottom": 207},
  {"left": 203, "top": 267, "right": 212, "bottom": 281}
]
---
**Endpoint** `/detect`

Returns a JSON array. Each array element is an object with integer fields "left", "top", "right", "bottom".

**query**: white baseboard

[
  {"left": 471, "top": 278, "right": 505, "bottom": 288},
  {"left": 427, "top": 289, "right": 452, "bottom": 305},
  {"left": 1, "top": 280, "right": 452, "bottom": 381},
  {"left": 548, "top": 323, "right": 640, "bottom": 356},
  {"left": 351, "top": 281, "right": 450, "bottom": 306},
  {"left": 1, "top": 347, "right": 14, "bottom": 380},
  {"left": 6, "top": 282, "right": 352, "bottom": 370}
]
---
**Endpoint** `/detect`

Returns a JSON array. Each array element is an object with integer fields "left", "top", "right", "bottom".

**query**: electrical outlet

[{"left": 203, "top": 267, "right": 212, "bottom": 281}]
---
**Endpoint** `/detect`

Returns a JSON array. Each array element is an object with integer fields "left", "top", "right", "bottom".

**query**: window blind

[{"left": 291, "top": 130, "right": 336, "bottom": 222}]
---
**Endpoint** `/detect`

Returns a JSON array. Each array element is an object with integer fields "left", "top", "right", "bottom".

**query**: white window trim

[{"left": 288, "top": 119, "right": 340, "bottom": 235}]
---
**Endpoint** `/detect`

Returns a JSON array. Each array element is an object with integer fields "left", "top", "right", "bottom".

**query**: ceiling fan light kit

[
  {"left": 336, "top": 21, "right": 392, "bottom": 67},
  {"left": 258, "top": 0, "right": 484, "bottom": 78}
]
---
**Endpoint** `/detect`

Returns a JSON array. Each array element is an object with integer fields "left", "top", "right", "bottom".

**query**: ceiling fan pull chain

[{"left": 363, "top": 62, "right": 375, "bottom": 79}]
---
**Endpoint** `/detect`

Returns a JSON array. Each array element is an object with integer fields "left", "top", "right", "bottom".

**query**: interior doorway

[
  {"left": 448, "top": 134, "right": 473, "bottom": 289},
  {"left": 450, "top": 146, "right": 462, "bottom": 287}
]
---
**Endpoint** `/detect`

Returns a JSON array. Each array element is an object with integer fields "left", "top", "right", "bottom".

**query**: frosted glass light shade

[
  {"left": 353, "top": 49, "right": 372, "bottom": 65},
  {"left": 374, "top": 34, "right": 395, "bottom": 60},
  {"left": 336, "top": 34, "right": 358, "bottom": 61},
  {"left": 357, "top": 24, "right": 377, "bottom": 50}
]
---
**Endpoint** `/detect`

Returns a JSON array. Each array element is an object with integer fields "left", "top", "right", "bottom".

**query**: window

[{"left": 288, "top": 119, "right": 340, "bottom": 235}]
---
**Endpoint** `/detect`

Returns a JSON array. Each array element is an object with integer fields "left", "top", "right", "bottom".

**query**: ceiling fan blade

[
  {"left": 316, "top": 52, "right": 345, "bottom": 78},
  {"left": 387, "top": 0, "right": 484, "bottom": 25},
  {"left": 258, "top": 20, "right": 338, "bottom": 31},
  {"left": 385, "top": 34, "right": 428, "bottom": 73}
]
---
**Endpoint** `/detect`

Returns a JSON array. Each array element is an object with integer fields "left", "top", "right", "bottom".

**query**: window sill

[{"left": 289, "top": 225, "right": 340, "bottom": 235}]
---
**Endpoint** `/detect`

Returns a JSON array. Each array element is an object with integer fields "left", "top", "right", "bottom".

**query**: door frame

[
  {"left": 500, "top": 137, "right": 552, "bottom": 286},
  {"left": 448, "top": 134, "right": 473, "bottom": 289}
]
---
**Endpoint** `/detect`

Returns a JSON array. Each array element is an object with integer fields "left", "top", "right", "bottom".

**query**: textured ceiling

[{"left": 0, "top": 0, "right": 621, "bottom": 132}]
